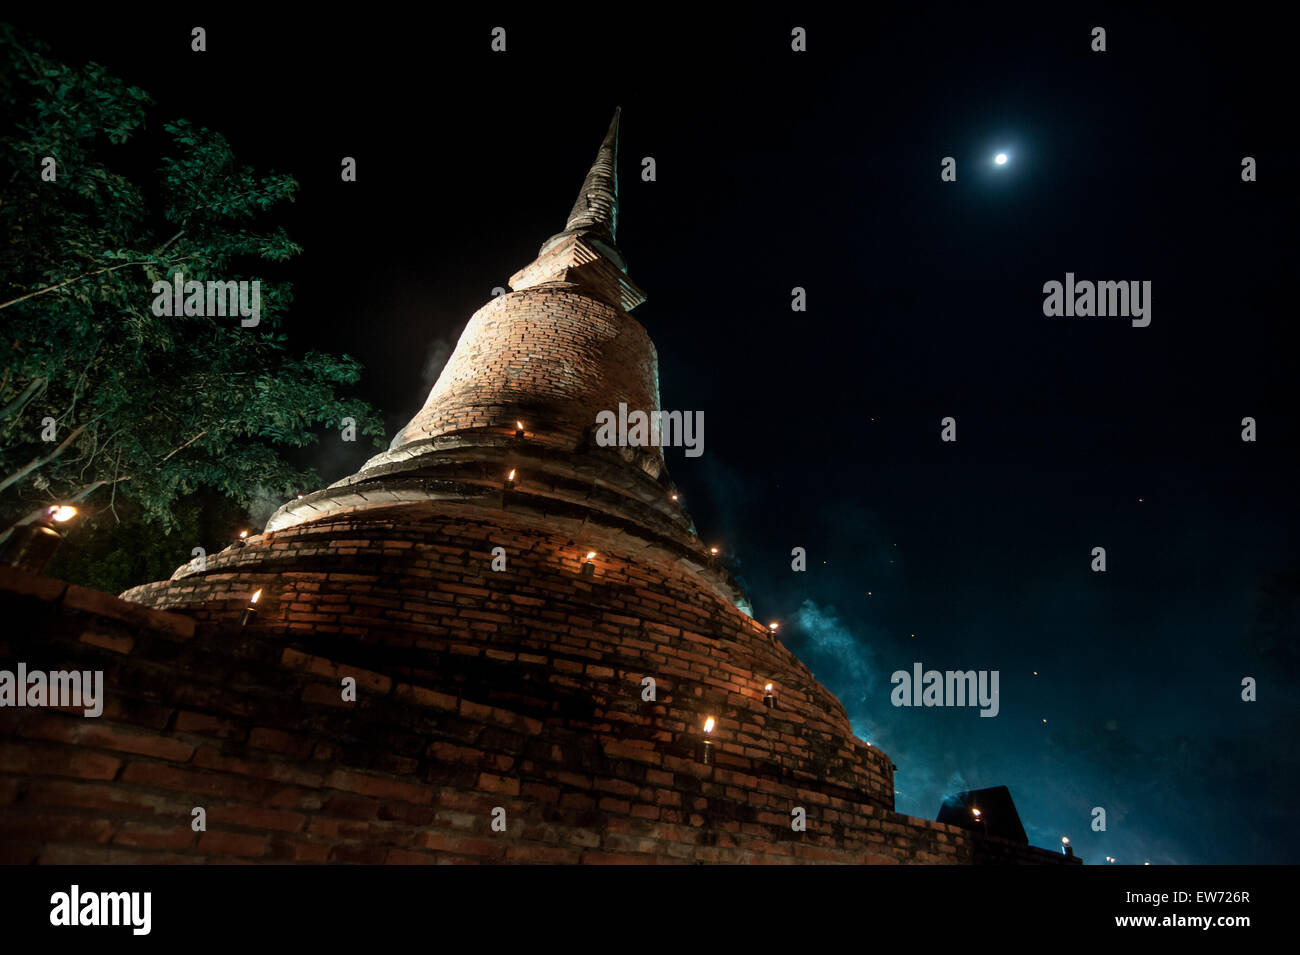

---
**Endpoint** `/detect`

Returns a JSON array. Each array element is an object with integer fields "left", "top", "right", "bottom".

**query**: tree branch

[
  {"left": 0, "top": 233, "right": 190, "bottom": 312},
  {"left": 0, "top": 420, "right": 91, "bottom": 493},
  {"left": 0, "top": 377, "right": 45, "bottom": 423},
  {"left": 158, "top": 428, "right": 207, "bottom": 463}
]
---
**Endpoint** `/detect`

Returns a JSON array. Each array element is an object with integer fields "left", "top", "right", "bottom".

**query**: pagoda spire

[{"left": 539, "top": 108, "right": 624, "bottom": 268}]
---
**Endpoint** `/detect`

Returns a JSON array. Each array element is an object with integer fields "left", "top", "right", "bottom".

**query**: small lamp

[
  {"left": 0, "top": 504, "right": 78, "bottom": 574},
  {"left": 697, "top": 716, "right": 716, "bottom": 765},
  {"left": 240, "top": 589, "right": 262, "bottom": 629}
]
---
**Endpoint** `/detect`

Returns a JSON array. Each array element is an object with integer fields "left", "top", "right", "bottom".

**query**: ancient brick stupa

[{"left": 2, "top": 111, "right": 1072, "bottom": 864}]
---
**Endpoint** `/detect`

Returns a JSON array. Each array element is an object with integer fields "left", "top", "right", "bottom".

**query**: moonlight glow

[{"left": 995, "top": 153, "right": 1008, "bottom": 165}]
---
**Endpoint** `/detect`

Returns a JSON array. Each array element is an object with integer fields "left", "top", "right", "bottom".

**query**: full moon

[{"left": 995, "top": 153, "right": 1008, "bottom": 165}]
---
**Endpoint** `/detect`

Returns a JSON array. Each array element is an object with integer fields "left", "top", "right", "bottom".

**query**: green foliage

[
  {"left": 46, "top": 490, "right": 247, "bottom": 596},
  {"left": 0, "top": 24, "right": 385, "bottom": 586}
]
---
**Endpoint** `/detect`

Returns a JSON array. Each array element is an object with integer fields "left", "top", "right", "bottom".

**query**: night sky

[{"left": 13, "top": 6, "right": 1298, "bottom": 864}]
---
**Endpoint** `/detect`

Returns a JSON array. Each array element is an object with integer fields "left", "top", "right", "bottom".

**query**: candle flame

[
  {"left": 507, "top": 469, "right": 516, "bottom": 481},
  {"left": 586, "top": 552, "right": 596, "bottom": 560},
  {"left": 239, "top": 530, "right": 248, "bottom": 539},
  {"left": 703, "top": 716, "right": 715, "bottom": 734},
  {"left": 49, "top": 505, "right": 78, "bottom": 522},
  {"left": 709, "top": 546, "right": 718, "bottom": 555},
  {"left": 251, "top": 589, "right": 262, "bottom": 604},
  {"left": 517, "top": 421, "right": 524, "bottom": 430},
  {"left": 971, "top": 808, "right": 981, "bottom": 818},
  {"left": 768, "top": 622, "right": 779, "bottom": 631},
  {"left": 764, "top": 683, "right": 773, "bottom": 692},
  {"left": 1061, "top": 836, "right": 1070, "bottom": 844}
]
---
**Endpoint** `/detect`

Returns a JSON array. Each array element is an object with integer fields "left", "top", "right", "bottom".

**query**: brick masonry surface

[
  {"left": 0, "top": 547, "right": 1073, "bottom": 865},
  {"left": 390, "top": 283, "right": 660, "bottom": 456}
]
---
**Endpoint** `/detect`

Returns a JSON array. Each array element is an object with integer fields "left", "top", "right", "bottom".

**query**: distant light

[
  {"left": 995, "top": 153, "right": 1008, "bottom": 165},
  {"left": 49, "top": 506, "right": 77, "bottom": 523}
]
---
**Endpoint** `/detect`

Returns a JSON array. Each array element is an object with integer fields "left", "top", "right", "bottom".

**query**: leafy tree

[{"left": 0, "top": 24, "right": 384, "bottom": 589}]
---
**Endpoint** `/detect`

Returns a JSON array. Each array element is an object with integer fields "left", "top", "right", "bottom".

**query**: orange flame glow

[
  {"left": 251, "top": 589, "right": 262, "bottom": 604},
  {"left": 703, "top": 717, "right": 715, "bottom": 734}
]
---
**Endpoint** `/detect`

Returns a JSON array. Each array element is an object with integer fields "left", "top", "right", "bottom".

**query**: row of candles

[{"left": 11, "top": 500, "right": 1113, "bottom": 864}]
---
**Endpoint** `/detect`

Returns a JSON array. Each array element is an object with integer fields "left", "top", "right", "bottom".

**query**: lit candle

[
  {"left": 515, "top": 421, "right": 525, "bottom": 439},
  {"left": 504, "top": 469, "right": 516, "bottom": 490},
  {"left": 698, "top": 716, "right": 716, "bottom": 765},
  {"left": 768, "top": 622, "right": 779, "bottom": 643},
  {"left": 0, "top": 505, "right": 79, "bottom": 574},
  {"left": 240, "top": 588, "right": 262, "bottom": 629},
  {"left": 233, "top": 529, "right": 249, "bottom": 549},
  {"left": 582, "top": 551, "right": 596, "bottom": 576},
  {"left": 1061, "top": 836, "right": 1073, "bottom": 857},
  {"left": 763, "top": 682, "right": 776, "bottom": 708}
]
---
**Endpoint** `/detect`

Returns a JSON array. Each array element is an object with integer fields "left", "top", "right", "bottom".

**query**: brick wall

[
  {"left": 389, "top": 283, "right": 660, "bottom": 456},
  {"left": 0, "top": 525, "right": 1075, "bottom": 865}
]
